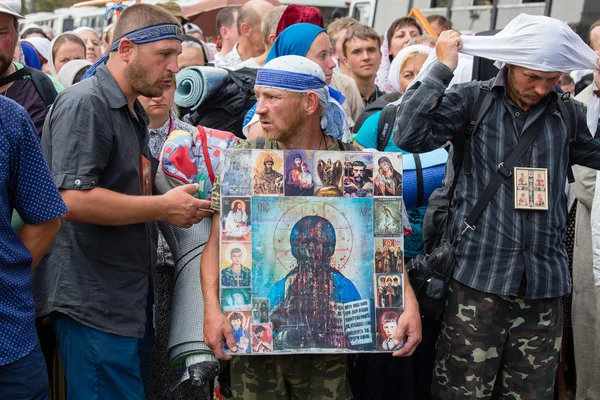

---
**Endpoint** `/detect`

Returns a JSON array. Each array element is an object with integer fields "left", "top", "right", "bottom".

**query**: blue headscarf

[
  {"left": 243, "top": 24, "right": 349, "bottom": 141},
  {"left": 20, "top": 42, "right": 41, "bottom": 70},
  {"left": 266, "top": 23, "right": 325, "bottom": 63}
]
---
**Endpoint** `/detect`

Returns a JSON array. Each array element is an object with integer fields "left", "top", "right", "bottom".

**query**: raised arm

[{"left": 393, "top": 31, "right": 471, "bottom": 153}]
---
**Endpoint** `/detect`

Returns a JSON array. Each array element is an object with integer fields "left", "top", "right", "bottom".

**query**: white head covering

[
  {"left": 74, "top": 26, "right": 103, "bottom": 58},
  {"left": 20, "top": 37, "right": 51, "bottom": 61},
  {"left": 388, "top": 44, "right": 432, "bottom": 93},
  {"left": 56, "top": 59, "right": 92, "bottom": 88},
  {"left": 48, "top": 31, "right": 83, "bottom": 76},
  {"left": 375, "top": 34, "right": 395, "bottom": 93},
  {"left": 73, "top": 27, "right": 99, "bottom": 37},
  {"left": 406, "top": 14, "right": 600, "bottom": 135},
  {"left": 256, "top": 55, "right": 350, "bottom": 141}
]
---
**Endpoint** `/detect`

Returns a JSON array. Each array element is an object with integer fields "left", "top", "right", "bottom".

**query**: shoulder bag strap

[
  {"left": 376, "top": 104, "right": 398, "bottom": 151},
  {"left": 556, "top": 92, "right": 578, "bottom": 183},
  {"left": 463, "top": 79, "right": 494, "bottom": 176},
  {"left": 460, "top": 103, "right": 556, "bottom": 235},
  {"left": 412, "top": 153, "right": 424, "bottom": 207},
  {"left": 197, "top": 126, "right": 215, "bottom": 184}
]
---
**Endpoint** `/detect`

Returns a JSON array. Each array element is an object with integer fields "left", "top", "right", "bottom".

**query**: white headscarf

[
  {"left": 73, "top": 27, "right": 98, "bottom": 36},
  {"left": 388, "top": 44, "right": 432, "bottom": 93},
  {"left": 74, "top": 27, "right": 104, "bottom": 60},
  {"left": 48, "top": 31, "right": 83, "bottom": 76},
  {"left": 375, "top": 34, "right": 395, "bottom": 93},
  {"left": 256, "top": 55, "right": 350, "bottom": 142},
  {"left": 406, "top": 14, "right": 600, "bottom": 135},
  {"left": 20, "top": 37, "right": 51, "bottom": 61},
  {"left": 56, "top": 59, "right": 92, "bottom": 89}
]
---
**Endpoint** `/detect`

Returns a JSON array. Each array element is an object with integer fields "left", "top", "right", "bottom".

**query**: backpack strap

[
  {"left": 463, "top": 79, "right": 494, "bottom": 176},
  {"left": 0, "top": 67, "right": 28, "bottom": 87},
  {"left": 26, "top": 67, "right": 58, "bottom": 106},
  {"left": 196, "top": 126, "right": 216, "bottom": 184},
  {"left": 461, "top": 102, "right": 556, "bottom": 235},
  {"left": 556, "top": 92, "right": 578, "bottom": 183},
  {"left": 376, "top": 104, "right": 399, "bottom": 152},
  {"left": 412, "top": 153, "right": 424, "bottom": 207}
]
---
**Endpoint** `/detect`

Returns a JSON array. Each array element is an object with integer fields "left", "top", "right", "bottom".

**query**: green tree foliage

[{"left": 35, "top": 0, "right": 80, "bottom": 13}]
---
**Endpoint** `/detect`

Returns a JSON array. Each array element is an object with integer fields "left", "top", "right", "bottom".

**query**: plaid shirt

[{"left": 395, "top": 62, "right": 600, "bottom": 299}]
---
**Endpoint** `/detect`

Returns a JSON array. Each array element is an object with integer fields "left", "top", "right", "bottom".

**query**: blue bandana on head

[
  {"left": 83, "top": 23, "right": 183, "bottom": 79},
  {"left": 255, "top": 55, "right": 350, "bottom": 142},
  {"left": 266, "top": 23, "right": 326, "bottom": 63},
  {"left": 256, "top": 69, "right": 326, "bottom": 91}
]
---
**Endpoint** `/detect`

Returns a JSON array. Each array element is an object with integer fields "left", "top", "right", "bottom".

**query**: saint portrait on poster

[
  {"left": 253, "top": 150, "right": 284, "bottom": 196},
  {"left": 221, "top": 242, "right": 252, "bottom": 288},
  {"left": 252, "top": 197, "right": 374, "bottom": 350},
  {"left": 222, "top": 198, "right": 252, "bottom": 242},
  {"left": 221, "top": 150, "right": 252, "bottom": 196},
  {"left": 218, "top": 149, "right": 406, "bottom": 354},
  {"left": 513, "top": 167, "right": 548, "bottom": 211},
  {"left": 284, "top": 150, "right": 315, "bottom": 196},
  {"left": 343, "top": 153, "right": 374, "bottom": 198},
  {"left": 313, "top": 151, "right": 344, "bottom": 197},
  {"left": 373, "top": 154, "right": 403, "bottom": 197}
]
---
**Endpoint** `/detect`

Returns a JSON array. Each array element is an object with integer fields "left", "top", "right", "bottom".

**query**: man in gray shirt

[{"left": 36, "top": 5, "right": 213, "bottom": 399}]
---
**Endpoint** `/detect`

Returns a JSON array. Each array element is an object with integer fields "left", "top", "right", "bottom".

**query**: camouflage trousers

[
  {"left": 432, "top": 279, "right": 562, "bottom": 400},
  {"left": 230, "top": 354, "right": 353, "bottom": 400}
]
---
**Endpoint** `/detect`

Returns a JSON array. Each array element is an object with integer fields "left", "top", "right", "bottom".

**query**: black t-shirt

[{"left": 6, "top": 77, "right": 47, "bottom": 137}]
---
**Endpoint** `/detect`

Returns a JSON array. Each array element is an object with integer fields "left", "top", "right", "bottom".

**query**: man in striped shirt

[{"left": 395, "top": 29, "right": 600, "bottom": 399}]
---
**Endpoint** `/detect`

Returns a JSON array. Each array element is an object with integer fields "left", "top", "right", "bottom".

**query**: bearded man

[
  {"left": 201, "top": 55, "right": 422, "bottom": 399},
  {"left": 37, "top": 5, "right": 214, "bottom": 399}
]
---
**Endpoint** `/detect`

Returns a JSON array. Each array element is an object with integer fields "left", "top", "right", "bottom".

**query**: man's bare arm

[
  {"left": 61, "top": 184, "right": 213, "bottom": 227},
  {"left": 19, "top": 217, "right": 61, "bottom": 268},
  {"left": 393, "top": 267, "right": 422, "bottom": 357},
  {"left": 201, "top": 214, "right": 237, "bottom": 359}
]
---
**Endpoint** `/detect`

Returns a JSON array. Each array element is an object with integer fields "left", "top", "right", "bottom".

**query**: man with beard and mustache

[
  {"left": 201, "top": 55, "right": 422, "bottom": 399},
  {"left": 395, "top": 25, "right": 600, "bottom": 399},
  {"left": 36, "top": 5, "right": 214, "bottom": 399},
  {"left": 343, "top": 160, "right": 373, "bottom": 197},
  {"left": 0, "top": 0, "right": 61, "bottom": 136}
]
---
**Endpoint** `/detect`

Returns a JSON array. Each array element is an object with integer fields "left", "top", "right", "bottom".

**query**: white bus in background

[
  {"left": 21, "top": 0, "right": 350, "bottom": 37},
  {"left": 348, "top": 0, "right": 595, "bottom": 36},
  {"left": 20, "top": 6, "right": 108, "bottom": 36}
]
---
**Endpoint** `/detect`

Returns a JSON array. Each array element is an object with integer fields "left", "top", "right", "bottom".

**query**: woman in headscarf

[
  {"left": 354, "top": 45, "right": 432, "bottom": 152},
  {"left": 56, "top": 59, "right": 92, "bottom": 89},
  {"left": 48, "top": 33, "right": 86, "bottom": 76},
  {"left": 375, "top": 17, "right": 423, "bottom": 93},
  {"left": 243, "top": 23, "right": 352, "bottom": 142},
  {"left": 74, "top": 27, "right": 103, "bottom": 64},
  {"left": 20, "top": 37, "right": 51, "bottom": 72}
]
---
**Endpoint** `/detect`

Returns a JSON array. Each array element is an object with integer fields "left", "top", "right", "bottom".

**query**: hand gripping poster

[{"left": 220, "top": 149, "right": 405, "bottom": 354}]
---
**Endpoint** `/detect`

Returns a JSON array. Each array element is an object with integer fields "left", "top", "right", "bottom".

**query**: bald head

[
  {"left": 112, "top": 4, "right": 181, "bottom": 42},
  {"left": 237, "top": 0, "right": 273, "bottom": 35}
]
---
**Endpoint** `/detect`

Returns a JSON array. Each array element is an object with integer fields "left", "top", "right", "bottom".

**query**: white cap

[{"left": 0, "top": 0, "right": 24, "bottom": 19}]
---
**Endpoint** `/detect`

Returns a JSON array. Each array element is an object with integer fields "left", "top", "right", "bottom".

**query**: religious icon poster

[{"left": 220, "top": 149, "right": 405, "bottom": 354}]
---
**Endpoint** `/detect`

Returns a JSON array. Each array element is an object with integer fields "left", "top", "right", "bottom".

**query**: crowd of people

[{"left": 2, "top": 0, "right": 600, "bottom": 399}]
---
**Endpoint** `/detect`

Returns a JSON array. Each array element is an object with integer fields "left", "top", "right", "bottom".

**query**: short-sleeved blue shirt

[{"left": 0, "top": 96, "right": 67, "bottom": 365}]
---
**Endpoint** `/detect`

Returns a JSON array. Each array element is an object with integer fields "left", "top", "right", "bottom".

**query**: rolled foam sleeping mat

[{"left": 174, "top": 66, "right": 229, "bottom": 111}]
